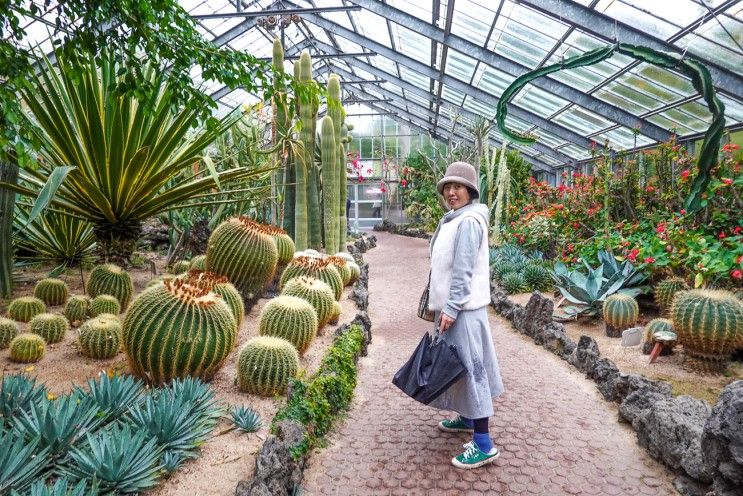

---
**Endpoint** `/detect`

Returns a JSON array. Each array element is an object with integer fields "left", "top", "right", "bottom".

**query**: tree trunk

[
  {"left": 0, "top": 160, "right": 18, "bottom": 298},
  {"left": 93, "top": 220, "right": 142, "bottom": 265}
]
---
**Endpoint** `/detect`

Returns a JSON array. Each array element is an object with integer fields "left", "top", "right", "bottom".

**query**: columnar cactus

[
  {"left": 321, "top": 116, "right": 339, "bottom": 254},
  {"left": 329, "top": 300, "right": 342, "bottom": 325},
  {"left": 671, "top": 290, "right": 743, "bottom": 369},
  {"left": 189, "top": 255, "right": 207, "bottom": 271},
  {"left": 123, "top": 278, "right": 237, "bottom": 384},
  {"left": 293, "top": 51, "right": 315, "bottom": 251},
  {"left": 258, "top": 295, "right": 318, "bottom": 354},
  {"left": 79, "top": 314, "right": 122, "bottom": 359},
  {"left": 90, "top": 294, "right": 121, "bottom": 317},
  {"left": 9, "top": 333, "right": 45, "bottom": 363},
  {"left": 7, "top": 296, "right": 46, "bottom": 323},
  {"left": 642, "top": 318, "right": 676, "bottom": 355},
  {"left": 206, "top": 216, "right": 279, "bottom": 302},
  {"left": 170, "top": 260, "right": 191, "bottom": 274},
  {"left": 180, "top": 270, "right": 245, "bottom": 325},
  {"left": 29, "top": 313, "right": 69, "bottom": 344},
  {"left": 603, "top": 293, "right": 639, "bottom": 338},
  {"left": 64, "top": 295, "right": 90, "bottom": 325},
  {"left": 654, "top": 277, "right": 689, "bottom": 314},
  {"left": 326, "top": 256, "right": 352, "bottom": 286},
  {"left": 265, "top": 225, "right": 295, "bottom": 266},
  {"left": 280, "top": 256, "right": 343, "bottom": 300},
  {"left": 33, "top": 278, "right": 69, "bottom": 306},
  {"left": 237, "top": 336, "right": 299, "bottom": 396},
  {"left": 0, "top": 317, "right": 18, "bottom": 349},
  {"left": 327, "top": 74, "right": 347, "bottom": 250},
  {"left": 87, "top": 264, "right": 134, "bottom": 309},
  {"left": 281, "top": 276, "right": 335, "bottom": 328}
]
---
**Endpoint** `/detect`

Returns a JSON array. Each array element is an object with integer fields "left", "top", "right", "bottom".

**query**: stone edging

[
  {"left": 373, "top": 220, "right": 432, "bottom": 240},
  {"left": 235, "top": 235, "right": 376, "bottom": 496},
  {"left": 490, "top": 287, "right": 743, "bottom": 496}
]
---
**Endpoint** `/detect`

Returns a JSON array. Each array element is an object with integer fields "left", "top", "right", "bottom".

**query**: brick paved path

[{"left": 302, "top": 232, "right": 677, "bottom": 495}]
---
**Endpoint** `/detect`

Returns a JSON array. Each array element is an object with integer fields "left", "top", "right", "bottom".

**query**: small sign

[{"left": 621, "top": 327, "right": 643, "bottom": 347}]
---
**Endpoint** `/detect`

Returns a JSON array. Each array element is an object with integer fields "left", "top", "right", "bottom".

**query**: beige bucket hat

[{"left": 436, "top": 161, "right": 479, "bottom": 197}]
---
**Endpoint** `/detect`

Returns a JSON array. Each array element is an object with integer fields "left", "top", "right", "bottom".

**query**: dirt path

[{"left": 302, "top": 231, "right": 678, "bottom": 495}]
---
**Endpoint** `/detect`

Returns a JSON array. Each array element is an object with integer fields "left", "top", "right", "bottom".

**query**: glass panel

[
  {"left": 445, "top": 49, "right": 477, "bottom": 81},
  {"left": 635, "top": 65, "right": 696, "bottom": 96},
  {"left": 647, "top": 114, "right": 695, "bottom": 135},
  {"left": 553, "top": 106, "right": 614, "bottom": 135},
  {"left": 512, "top": 86, "right": 571, "bottom": 117},
  {"left": 654, "top": 107, "right": 709, "bottom": 132},
  {"left": 676, "top": 34, "right": 743, "bottom": 76},
  {"left": 393, "top": 24, "right": 432, "bottom": 60},
  {"left": 534, "top": 132, "right": 567, "bottom": 149},
  {"left": 387, "top": 0, "right": 432, "bottom": 23},
  {"left": 400, "top": 67, "right": 431, "bottom": 90},
  {"left": 613, "top": 67, "right": 688, "bottom": 102},
  {"left": 462, "top": 97, "right": 493, "bottom": 118},
  {"left": 353, "top": 10, "right": 393, "bottom": 48},
  {"left": 593, "top": 84, "right": 662, "bottom": 114},
  {"left": 441, "top": 84, "right": 465, "bottom": 105},
  {"left": 451, "top": 0, "right": 497, "bottom": 47},
  {"left": 476, "top": 66, "right": 514, "bottom": 97},
  {"left": 718, "top": 96, "right": 743, "bottom": 123},
  {"left": 560, "top": 144, "right": 591, "bottom": 160},
  {"left": 595, "top": 0, "right": 683, "bottom": 39}
]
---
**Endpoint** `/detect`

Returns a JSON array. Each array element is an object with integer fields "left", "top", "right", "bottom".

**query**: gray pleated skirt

[{"left": 428, "top": 307, "right": 504, "bottom": 419}]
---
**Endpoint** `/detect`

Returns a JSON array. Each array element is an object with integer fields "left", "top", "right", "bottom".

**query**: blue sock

[
  {"left": 460, "top": 416, "right": 474, "bottom": 428},
  {"left": 473, "top": 432, "right": 493, "bottom": 453}
]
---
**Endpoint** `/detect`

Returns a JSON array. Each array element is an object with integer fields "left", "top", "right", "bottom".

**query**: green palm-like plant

[
  {"left": 13, "top": 208, "right": 96, "bottom": 266},
  {"left": 7, "top": 50, "right": 272, "bottom": 261}
]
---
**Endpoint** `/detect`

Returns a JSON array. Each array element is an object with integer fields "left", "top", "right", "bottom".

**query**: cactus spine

[
  {"left": 29, "top": 313, "right": 69, "bottom": 344},
  {"left": 603, "top": 293, "right": 639, "bottom": 337},
  {"left": 206, "top": 216, "right": 279, "bottom": 302},
  {"left": 671, "top": 289, "right": 743, "bottom": 369},
  {"left": 281, "top": 276, "right": 335, "bottom": 328},
  {"left": 7, "top": 296, "right": 46, "bottom": 323},
  {"left": 87, "top": 264, "right": 134, "bottom": 309},
  {"left": 280, "top": 256, "right": 343, "bottom": 300},
  {"left": 64, "top": 295, "right": 90, "bottom": 325},
  {"left": 90, "top": 294, "right": 121, "bottom": 317},
  {"left": 180, "top": 270, "right": 245, "bottom": 325},
  {"left": 189, "top": 255, "right": 207, "bottom": 271},
  {"left": 0, "top": 317, "right": 18, "bottom": 349},
  {"left": 79, "top": 314, "right": 122, "bottom": 359},
  {"left": 9, "top": 333, "right": 45, "bottom": 363},
  {"left": 237, "top": 336, "right": 299, "bottom": 396},
  {"left": 123, "top": 278, "right": 237, "bottom": 384},
  {"left": 33, "top": 278, "right": 69, "bottom": 306},
  {"left": 654, "top": 277, "right": 689, "bottom": 314},
  {"left": 321, "top": 116, "right": 338, "bottom": 254},
  {"left": 258, "top": 295, "right": 318, "bottom": 354}
]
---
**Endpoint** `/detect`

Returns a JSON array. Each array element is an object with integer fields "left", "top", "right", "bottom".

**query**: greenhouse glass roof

[{"left": 16, "top": 0, "right": 743, "bottom": 173}]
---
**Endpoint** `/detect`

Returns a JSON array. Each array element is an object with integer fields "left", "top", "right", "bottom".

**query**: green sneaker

[
  {"left": 438, "top": 416, "right": 474, "bottom": 433},
  {"left": 451, "top": 441, "right": 500, "bottom": 469}
]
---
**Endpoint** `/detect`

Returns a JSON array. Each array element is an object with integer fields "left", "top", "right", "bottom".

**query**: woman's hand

[{"left": 439, "top": 312, "right": 455, "bottom": 333}]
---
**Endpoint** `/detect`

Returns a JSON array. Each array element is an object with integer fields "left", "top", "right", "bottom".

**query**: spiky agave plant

[
  {"left": 13, "top": 50, "right": 273, "bottom": 262},
  {"left": 75, "top": 373, "right": 145, "bottom": 421},
  {"left": 0, "top": 431, "right": 50, "bottom": 494},
  {"left": 8, "top": 477, "right": 95, "bottom": 496},
  {"left": 231, "top": 405, "right": 262, "bottom": 433},
  {"left": 0, "top": 373, "right": 47, "bottom": 422}
]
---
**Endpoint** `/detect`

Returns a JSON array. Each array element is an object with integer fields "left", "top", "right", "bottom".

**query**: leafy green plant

[
  {"left": 61, "top": 424, "right": 163, "bottom": 494},
  {"left": 76, "top": 374, "right": 144, "bottom": 422},
  {"left": 0, "top": 431, "right": 50, "bottom": 494},
  {"left": 13, "top": 208, "right": 95, "bottom": 267},
  {"left": 9, "top": 477, "right": 96, "bottom": 496},
  {"left": 231, "top": 406, "right": 262, "bottom": 434},
  {"left": 0, "top": 374, "right": 47, "bottom": 427}
]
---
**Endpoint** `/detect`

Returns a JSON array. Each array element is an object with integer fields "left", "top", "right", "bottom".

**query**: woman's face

[{"left": 442, "top": 182, "right": 471, "bottom": 210}]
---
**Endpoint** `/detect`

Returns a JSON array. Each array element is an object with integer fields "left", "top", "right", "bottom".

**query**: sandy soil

[
  {"left": 509, "top": 292, "right": 743, "bottom": 404},
  {"left": 1, "top": 258, "right": 359, "bottom": 496}
]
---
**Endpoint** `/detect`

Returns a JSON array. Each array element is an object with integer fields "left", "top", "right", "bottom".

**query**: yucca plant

[
  {"left": 231, "top": 405, "right": 262, "bottom": 434},
  {"left": 0, "top": 431, "right": 51, "bottom": 494},
  {"left": 60, "top": 424, "right": 163, "bottom": 494},
  {"left": 0, "top": 373, "right": 47, "bottom": 423},
  {"left": 14, "top": 392, "right": 101, "bottom": 457},
  {"left": 8, "top": 50, "right": 273, "bottom": 261},
  {"left": 75, "top": 373, "right": 144, "bottom": 422},
  {"left": 9, "top": 477, "right": 96, "bottom": 496},
  {"left": 13, "top": 208, "right": 96, "bottom": 267}
]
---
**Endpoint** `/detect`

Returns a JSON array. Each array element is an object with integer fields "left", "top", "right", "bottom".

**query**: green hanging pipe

[
  {"left": 495, "top": 43, "right": 725, "bottom": 213},
  {"left": 293, "top": 53, "right": 311, "bottom": 250},
  {"left": 298, "top": 52, "right": 322, "bottom": 249},
  {"left": 327, "top": 74, "right": 345, "bottom": 252},
  {"left": 320, "top": 116, "right": 338, "bottom": 254},
  {"left": 274, "top": 39, "right": 294, "bottom": 238}
]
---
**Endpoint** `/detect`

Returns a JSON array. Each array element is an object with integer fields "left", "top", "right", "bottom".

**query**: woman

[{"left": 428, "top": 161, "right": 504, "bottom": 469}]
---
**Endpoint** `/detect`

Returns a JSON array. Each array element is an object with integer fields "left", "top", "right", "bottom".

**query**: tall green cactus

[
  {"left": 79, "top": 314, "right": 122, "bottom": 359},
  {"left": 64, "top": 295, "right": 90, "bottom": 325},
  {"left": 273, "top": 38, "right": 294, "bottom": 238},
  {"left": 0, "top": 317, "right": 18, "bottom": 349},
  {"left": 33, "top": 278, "right": 69, "bottom": 306},
  {"left": 654, "top": 277, "right": 689, "bottom": 315},
  {"left": 258, "top": 295, "right": 318, "bottom": 354},
  {"left": 206, "top": 216, "right": 279, "bottom": 302},
  {"left": 321, "top": 116, "right": 338, "bottom": 254},
  {"left": 9, "top": 333, "right": 45, "bottom": 363},
  {"left": 327, "top": 74, "right": 345, "bottom": 252},
  {"left": 281, "top": 275, "right": 336, "bottom": 329},
  {"left": 671, "top": 289, "right": 742, "bottom": 369},
  {"left": 87, "top": 264, "right": 134, "bottom": 309},
  {"left": 7, "top": 296, "right": 46, "bottom": 323},
  {"left": 293, "top": 51, "right": 314, "bottom": 251},
  {"left": 237, "top": 336, "right": 299, "bottom": 396},
  {"left": 29, "top": 313, "right": 69, "bottom": 344},
  {"left": 123, "top": 278, "right": 237, "bottom": 385},
  {"left": 603, "top": 293, "right": 639, "bottom": 337},
  {"left": 180, "top": 270, "right": 245, "bottom": 325},
  {"left": 280, "top": 256, "right": 343, "bottom": 300}
]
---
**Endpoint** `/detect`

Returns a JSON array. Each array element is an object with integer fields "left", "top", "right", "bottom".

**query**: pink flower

[
  {"left": 400, "top": 179, "right": 408, "bottom": 187},
  {"left": 680, "top": 169, "right": 690, "bottom": 180},
  {"left": 645, "top": 186, "right": 655, "bottom": 192},
  {"left": 734, "top": 226, "right": 742, "bottom": 235},
  {"left": 644, "top": 257, "right": 655, "bottom": 264},
  {"left": 627, "top": 249, "right": 640, "bottom": 262},
  {"left": 722, "top": 178, "right": 733, "bottom": 185},
  {"left": 737, "top": 255, "right": 743, "bottom": 265},
  {"left": 655, "top": 223, "right": 666, "bottom": 234},
  {"left": 731, "top": 269, "right": 743, "bottom": 280},
  {"left": 719, "top": 232, "right": 726, "bottom": 239},
  {"left": 680, "top": 209, "right": 687, "bottom": 215}
]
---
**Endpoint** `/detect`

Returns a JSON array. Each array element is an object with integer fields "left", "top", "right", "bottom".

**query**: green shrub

[{"left": 501, "top": 272, "right": 527, "bottom": 295}]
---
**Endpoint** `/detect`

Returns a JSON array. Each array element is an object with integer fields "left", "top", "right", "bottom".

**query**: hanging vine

[{"left": 495, "top": 43, "right": 725, "bottom": 213}]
